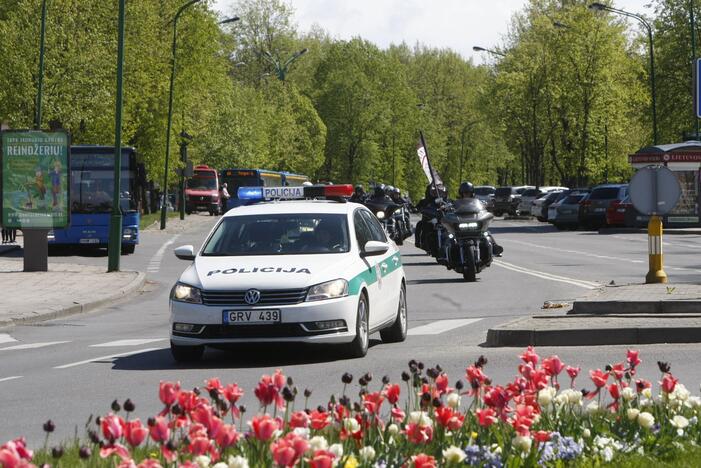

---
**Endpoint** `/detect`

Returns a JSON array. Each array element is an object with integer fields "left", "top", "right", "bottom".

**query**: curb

[
  {"left": 0, "top": 244, "right": 21, "bottom": 256},
  {"left": 485, "top": 315, "right": 701, "bottom": 347},
  {"left": 599, "top": 227, "right": 701, "bottom": 235},
  {"left": 571, "top": 301, "right": 701, "bottom": 314},
  {"left": 0, "top": 271, "right": 147, "bottom": 329}
]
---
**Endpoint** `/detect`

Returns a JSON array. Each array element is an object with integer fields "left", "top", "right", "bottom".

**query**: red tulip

[
  {"left": 391, "top": 406, "right": 406, "bottom": 423},
  {"left": 511, "top": 404, "right": 536, "bottom": 436},
  {"left": 520, "top": 346, "right": 539, "bottom": 366},
  {"left": 661, "top": 374, "right": 679, "bottom": 394},
  {"left": 124, "top": 419, "right": 148, "bottom": 447},
  {"left": 205, "top": 378, "right": 223, "bottom": 393},
  {"left": 611, "top": 363, "right": 625, "bottom": 380},
  {"left": 362, "top": 391, "right": 385, "bottom": 414},
  {"left": 251, "top": 415, "right": 279, "bottom": 442},
  {"left": 99, "top": 442, "right": 130, "bottom": 461},
  {"left": 215, "top": 423, "right": 240, "bottom": 448},
  {"left": 310, "top": 410, "right": 330, "bottom": 430},
  {"left": 411, "top": 453, "right": 437, "bottom": 468},
  {"left": 476, "top": 408, "right": 497, "bottom": 428},
  {"left": 434, "top": 407, "right": 464, "bottom": 431},
  {"left": 308, "top": 450, "right": 336, "bottom": 468},
  {"left": 542, "top": 356, "right": 565, "bottom": 377},
  {"left": 435, "top": 373, "right": 449, "bottom": 394},
  {"left": 289, "top": 411, "right": 310, "bottom": 429},
  {"left": 627, "top": 350, "right": 641, "bottom": 368},
  {"left": 383, "top": 383, "right": 401, "bottom": 405},
  {"left": 222, "top": 383, "right": 244, "bottom": 404},
  {"left": 254, "top": 371, "right": 286, "bottom": 409},
  {"left": 148, "top": 417, "right": 170, "bottom": 443},
  {"left": 483, "top": 385, "right": 509, "bottom": 409},
  {"left": 271, "top": 433, "right": 308, "bottom": 467},
  {"left": 188, "top": 436, "right": 212, "bottom": 456},
  {"left": 0, "top": 448, "right": 20, "bottom": 468},
  {"left": 608, "top": 383, "right": 620, "bottom": 400},
  {"left": 589, "top": 369, "right": 608, "bottom": 388},
  {"left": 466, "top": 365, "right": 487, "bottom": 386},
  {"left": 405, "top": 422, "right": 434, "bottom": 444},
  {"left": 636, "top": 379, "right": 652, "bottom": 392},
  {"left": 534, "top": 430, "right": 551, "bottom": 443},
  {"left": 101, "top": 413, "right": 124, "bottom": 441},
  {"left": 158, "top": 381, "right": 180, "bottom": 406},
  {"left": 136, "top": 459, "right": 163, "bottom": 468}
]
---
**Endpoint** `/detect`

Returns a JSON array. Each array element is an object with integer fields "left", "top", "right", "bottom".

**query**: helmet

[
  {"left": 302, "top": 181, "right": 313, "bottom": 186},
  {"left": 459, "top": 181, "right": 474, "bottom": 198},
  {"left": 374, "top": 185, "right": 386, "bottom": 197},
  {"left": 393, "top": 187, "right": 401, "bottom": 194},
  {"left": 386, "top": 185, "right": 395, "bottom": 193}
]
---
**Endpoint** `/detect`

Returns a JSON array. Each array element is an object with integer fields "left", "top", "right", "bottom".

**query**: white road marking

[
  {"left": 408, "top": 318, "right": 482, "bottom": 336},
  {"left": 0, "top": 376, "right": 23, "bottom": 383},
  {"left": 147, "top": 234, "right": 181, "bottom": 273},
  {"left": 494, "top": 260, "right": 599, "bottom": 289},
  {"left": 0, "top": 341, "right": 70, "bottom": 351},
  {"left": 54, "top": 347, "right": 163, "bottom": 369},
  {"left": 502, "top": 238, "right": 644, "bottom": 264},
  {"left": 90, "top": 338, "right": 166, "bottom": 347},
  {"left": 0, "top": 334, "right": 17, "bottom": 344}
]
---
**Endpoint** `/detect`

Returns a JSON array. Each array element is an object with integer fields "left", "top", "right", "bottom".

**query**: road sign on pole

[
  {"left": 695, "top": 58, "right": 701, "bottom": 119},
  {"left": 629, "top": 165, "right": 682, "bottom": 284}
]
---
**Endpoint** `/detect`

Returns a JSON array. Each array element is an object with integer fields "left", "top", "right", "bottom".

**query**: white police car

[{"left": 169, "top": 184, "right": 407, "bottom": 362}]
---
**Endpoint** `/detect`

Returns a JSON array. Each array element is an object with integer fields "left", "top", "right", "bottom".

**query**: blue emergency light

[{"left": 237, "top": 184, "right": 353, "bottom": 201}]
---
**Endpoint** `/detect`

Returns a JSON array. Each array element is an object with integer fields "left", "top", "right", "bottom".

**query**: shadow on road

[
  {"left": 111, "top": 340, "right": 384, "bottom": 370},
  {"left": 400, "top": 253, "right": 427, "bottom": 257},
  {"left": 490, "top": 225, "right": 557, "bottom": 234},
  {"left": 407, "top": 278, "right": 468, "bottom": 285},
  {"left": 402, "top": 261, "right": 438, "bottom": 267}
]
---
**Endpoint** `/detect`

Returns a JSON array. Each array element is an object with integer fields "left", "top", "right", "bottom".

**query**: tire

[
  {"left": 121, "top": 244, "right": 135, "bottom": 255},
  {"left": 463, "top": 247, "right": 477, "bottom": 282},
  {"left": 343, "top": 293, "right": 369, "bottom": 358},
  {"left": 380, "top": 283, "right": 407, "bottom": 343},
  {"left": 554, "top": 223, "right": 564, "bottom": 231},
  {"left": 170, "top": 341, "right": 204, "bottom": 363},
  {"left": 494, "top": 211, "right": 503, "bottom": 217}
]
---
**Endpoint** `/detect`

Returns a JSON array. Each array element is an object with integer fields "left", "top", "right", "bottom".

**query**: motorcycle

[
  {"left": 364, "top": 198, "right": 408, "bottom": 245},
  {"left": 437, "top": 198, "right": 496, "bottom": 281}
]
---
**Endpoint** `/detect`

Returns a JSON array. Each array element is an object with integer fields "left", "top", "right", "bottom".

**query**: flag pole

[{"left": 419, "top": 130, "right": 442, "bottom": 201}]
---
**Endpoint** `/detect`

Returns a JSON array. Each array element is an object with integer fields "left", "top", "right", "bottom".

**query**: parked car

[
  {"left": 492, "top": 186, "right": 533, "bottom": 216},
  {"left": 579, "top": 184, "right": 628, "bottom": 229},
  {"left": 532, "top": 190, "right": 566, "bottom": 221},
  {"left": 552, "top": 192, "right": 589, "bottom": 230},
  {"left": 474, "top": 186, "right": 496, "bottom": 207},
  {"left": 624, "top": 203, "right": 650, "bottom": 228},
  {"left": 606, "top": 195, "right": 633, "bottom": 227},
  {"left": 518, "top": 187, "right": 568, "bottom": 216}
]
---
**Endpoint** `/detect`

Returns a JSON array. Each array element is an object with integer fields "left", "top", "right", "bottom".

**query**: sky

[{"left": 212, "top": 0, "right": 652, "bottom": 64}]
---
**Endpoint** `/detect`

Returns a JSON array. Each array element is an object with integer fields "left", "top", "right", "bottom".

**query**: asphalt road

[{"left": 2, "top": 216, "right": 701, "bottom": 446}]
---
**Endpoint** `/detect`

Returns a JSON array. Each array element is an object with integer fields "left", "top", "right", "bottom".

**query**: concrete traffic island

[
  {"left": 486, "top": 283, "right": 701, "bottom": 346},
  {"left": 0, "top": 258, "right": 145, "bottom": 328}
]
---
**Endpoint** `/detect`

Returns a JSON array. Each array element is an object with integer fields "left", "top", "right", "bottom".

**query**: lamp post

[
  {"left": 107, "top": 0, "right": 126, "bottom": 272},
  {"left": 35, "top": 0, "right": 47, "bottom": 129},
  {"left": 262, "top": 48, "right": 308, "bottom": 81},
  {"left": 161, "top": 0, "right": 202, "bottom": 230},
  {"left": 589, "top": 2, "right": 658, "bottom": 145},
  {"left": 690, "top": 0, "right": 699, "bottom": 138},
  {"left": 472, "top": 45, "right": 506, "bottom": 57}
]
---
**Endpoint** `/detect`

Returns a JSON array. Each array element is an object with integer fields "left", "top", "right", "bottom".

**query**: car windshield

[
  {"left": 563, "top": 195, "right": 586, "bottom": 204},
  {"left": 521, "top": 189, "right": 542, "bottom": 197},
  {"left": 475, "top": 187, "right": 495, "bottom": 196},
  {"left": 495, "top": 188, "right": 513, "bottom": 197},
  {"left": 187, "top": 175, "right": 217, "bottom": 190},
  {"left": 590, "top": 187, "right": 624, "bottom": 199},
  {"left": 202, "top": 213, "right": 350, "bottom": 256}
]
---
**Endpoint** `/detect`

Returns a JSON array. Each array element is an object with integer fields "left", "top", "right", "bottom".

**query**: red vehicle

[
  {"left": 185, "top": 165, "right": 222, "bottom": 216},
  {"left": 606, "top": 195, "right": 632, "bottom": 226}
]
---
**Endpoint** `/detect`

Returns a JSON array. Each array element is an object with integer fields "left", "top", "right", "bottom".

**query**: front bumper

[{"left": 170, "top": 295, "right": 359, "bottom": 346}]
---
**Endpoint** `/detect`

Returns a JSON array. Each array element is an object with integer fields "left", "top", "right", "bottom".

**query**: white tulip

[
  {"left": 586, "top": 401, "right": 601, "bottom": 415},
  {"left": 626, "top": 408, "right": 640, "bottom": 421},
  {"left": 408, "top": 411, "right": 433, "bottom": 426},
  {"left": 621, "top": 387, "right": 636, "bottom": 402},
  {"left": 195, "top": 455, "right": 211, "bottom": 468},
  {"left": 227, "top": 456, "right": 249, "bottom": 468},
  {"left": 512, "top": 435, "right": 532, "bottom": 452},
  {"left": 538, "top": 387, "right": 556, "bottom": 407},
  {"left": 388, "top": 424, "right": 400, "bottom": 436},
  {"left": 446, "top": 392, "right": 461, "bottom": 409},
  {"left": 329, "top": 443, "right": 344, "bottom": 458},
  {"left": 309, "top": 436, "right": 328, "bottom": 452},
  {"left": 582, "top": 428, "right": 591, "bottom": 438},
  {"left": 638, "top": 411, "right": 655, "bottom": 429},
  {"left": 671, "top": 415, "right": 689, "bottom": 429},
  {"left": 343, "top": 417, "right": 360, "bottom": 433},
  {"left": 359, "top": 446, "right": 376, "bottom": 462},
  {"left": 442, "top": 445, "right": 467, "bottom": 463}
]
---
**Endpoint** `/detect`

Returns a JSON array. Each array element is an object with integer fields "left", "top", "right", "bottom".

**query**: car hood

[{"left": 179, "top": 253, "right": 359, "bottom": 290}]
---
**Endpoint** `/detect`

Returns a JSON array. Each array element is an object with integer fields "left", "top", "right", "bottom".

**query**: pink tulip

[
  {"left": 308, "top": 450, "right": 336, "bottom": 468},
  {"left": 158, "top": 381, "right": 180, "bottom": 406},
  {"left": 148, "top": 417, "right": 170, "bottom": 443},
  {"left": 542, "top": 356, "right": 565, "bottom": 377},
  {"left": 289, "top": 411, "right": 310, "bottom": 429},
  {"left": 124, "top": 419, "right": 148, "bottom": 447},
  {"left": 519, "top": 346, "right": 539, "bottom": 366},
  {"left": 251, "top": 415, "right": 279, "bottom": 442},
  {"left": 101, "top": 413, "right": 124, "bottom": 441}
]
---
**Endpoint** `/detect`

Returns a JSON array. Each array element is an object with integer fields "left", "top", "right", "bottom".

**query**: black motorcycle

[
  {"left": 364, "top": 199, "right": 406, "bottom": 245},
  {"left": 436, "top": 198, "right": 496, "bottom": 281}
]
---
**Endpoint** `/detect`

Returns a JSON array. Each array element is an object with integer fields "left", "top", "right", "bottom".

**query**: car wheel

[
  {"left": 344, "top": 293, "right": 369, "bottom": 358},
  {"left": 380, "top": 283, "right": 407, "bottom": 343},
  {"left": 170, "top": 341, "right": 204, "bottom": 363}
]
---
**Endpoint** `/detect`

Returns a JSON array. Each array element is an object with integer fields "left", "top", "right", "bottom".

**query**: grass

[{"left": 139, "top": 211, "right": 180, "bottom": 230}]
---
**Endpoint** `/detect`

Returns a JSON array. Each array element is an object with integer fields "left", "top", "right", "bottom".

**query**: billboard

[{"left": 1, "top": 130, "right": 70, "bottom": 229}]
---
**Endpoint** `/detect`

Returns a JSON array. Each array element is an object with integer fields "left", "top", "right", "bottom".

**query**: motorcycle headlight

[
  {"left": 459, "top": 222, "right": 480, "bottom": 230},
  {"left": 306, "top": 279, "right": 349, "bottom": 301},
  {"left": 171, "top": 283, "right": 202, "bottom": 304},
  {"left": 376, "top": 211, "right": 386, "bottom": 220}
]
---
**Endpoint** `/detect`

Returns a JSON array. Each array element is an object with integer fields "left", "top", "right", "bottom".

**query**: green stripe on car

[{"left": 348, "top": 252, "right": 403, "bottom": 295}]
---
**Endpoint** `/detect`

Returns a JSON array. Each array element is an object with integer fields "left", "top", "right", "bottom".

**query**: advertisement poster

[{"left": 1, "top": 130, "right": 70, "bottom": 229}]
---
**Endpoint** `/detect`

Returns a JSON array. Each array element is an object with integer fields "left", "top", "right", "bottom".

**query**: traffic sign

[
  {"left": 696, "top": 58, "right": 701, "bottom": 118},
  {"left": 629, "top": 165, "right": 681, "bottom": 216}
]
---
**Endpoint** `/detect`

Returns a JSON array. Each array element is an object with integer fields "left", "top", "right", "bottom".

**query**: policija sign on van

[{"left": 1, "top": 130, "right": 70, "bottom": 229}]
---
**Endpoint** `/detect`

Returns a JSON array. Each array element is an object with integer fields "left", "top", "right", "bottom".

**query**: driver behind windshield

[{"left": 456, "top": 181, "right": 503, "bottom": 257}]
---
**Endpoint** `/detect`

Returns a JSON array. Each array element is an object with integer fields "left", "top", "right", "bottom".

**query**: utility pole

[{"left": 35, "top": 0, "right": 47, "bottom": 129}]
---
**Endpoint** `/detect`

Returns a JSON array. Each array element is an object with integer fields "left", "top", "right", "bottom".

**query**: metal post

[
  {"left": 691, "top": 0, "right": 700, "bottom": 138},
  {"left": 646, "top": 215, "right": 667, "bottom": 283},
  {"left": 648, "top": 26, "right": 658, "bottom": 145},
  {"left": 107, "top": 0, "right": 126, "bottom": 272},
  {"left": 161, "top": 0, "right": 200, "bottom": 230},
  {"left": 179, "top": 139, "right": 186, "bottom": 220},
  {"left": 35, "top": 0, "right": 47, "bottom": 129}
]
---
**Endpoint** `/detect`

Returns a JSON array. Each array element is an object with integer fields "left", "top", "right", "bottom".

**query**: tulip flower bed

[{"left": 4, "top": 348, "right": 701, "bottom": 467}]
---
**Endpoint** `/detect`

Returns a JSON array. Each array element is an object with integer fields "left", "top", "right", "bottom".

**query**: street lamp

[
  {"left": 472, "top": 46, "right": 506, "bottom": 57},
  {"left": 161, "top": 0, "right": 202, "bottom": 230},
  {"left": 35, "top": 0, "right": 47, "bottom": 129},
  {"left": 589, "top": 2, "right": 658, "bottom": 145},
  {"left": 219, "top": 16, "right": 240, "bottom": 25},
  {"left": 263, "top": 48, "right": 309, "bottom": 81}
]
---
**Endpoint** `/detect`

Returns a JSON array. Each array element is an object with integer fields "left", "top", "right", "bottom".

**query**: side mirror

[
  {"left": 174, "top": 245, "right": 196, "bottom": 261},
  {"left": 361, "top": 240, "right": 389, "bottom": 257}
]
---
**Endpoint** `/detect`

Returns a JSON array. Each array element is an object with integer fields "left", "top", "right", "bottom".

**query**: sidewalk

[{"left": 486, "top": 283, "right": 701, "bottom": 347}]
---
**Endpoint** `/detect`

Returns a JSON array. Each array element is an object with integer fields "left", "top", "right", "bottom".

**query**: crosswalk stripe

[
  {"left": 0, "top": 334, "right": 17, "bottom": 344},
  {"left": 54, "top": 347, "right": 163, "bottom": 369},
  {"left": 408, "top": 318, "right": 482, "bottom": 336},
  {"left": 0, "top": 341, "right": 70, "bottom": 351},
  {"left": 91, "top": 338, "right": 166, "bottom": 347},
  {"left": 0, "top": 376, "right": 23, "bottom": 383}
]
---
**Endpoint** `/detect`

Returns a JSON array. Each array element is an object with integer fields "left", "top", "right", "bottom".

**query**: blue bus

[
  {"left": 48, "top": 146, "right": 144, "bottom": 254},
  {"left": 219, "top": 168, "right": 309, "bottom": 210}
]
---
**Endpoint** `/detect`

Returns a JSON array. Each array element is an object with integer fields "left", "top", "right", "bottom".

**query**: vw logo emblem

[{"left": 244, "top": 289, "right": 261, "bottom": 305}]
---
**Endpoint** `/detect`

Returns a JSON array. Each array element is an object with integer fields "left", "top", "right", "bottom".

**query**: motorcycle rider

[
  {"left": 456, "top": 181, "right": 503, "bottom": 257},
  {"left": 350, "top": 184, "right": 367, "bottom": 203},
  {"left": 415, "top": 184, "right": 447, "bottom": 256},
  {"left": 370, "top": 184, "right": 391, "bottom": 203}
]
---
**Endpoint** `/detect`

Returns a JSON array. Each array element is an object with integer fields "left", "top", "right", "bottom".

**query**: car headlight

[
  {"left": 376, "top": 211, "right": 385, "bottom": 220},
  {"left": 306, "top": 279, "right": 349, "bottom": 301},
  {"left": 122, "top": 227, "right": 135, "bottom": 239},
  {"left": 459, "top": 222, "right": 480, "bottom": 230},
  {"left": 171, "top": 283, "right": 202, "bottom": 304}
]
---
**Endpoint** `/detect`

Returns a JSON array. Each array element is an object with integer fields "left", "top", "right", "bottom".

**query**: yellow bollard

[{"left": 645, "top": 215, "right": 668, "bottom": 284}]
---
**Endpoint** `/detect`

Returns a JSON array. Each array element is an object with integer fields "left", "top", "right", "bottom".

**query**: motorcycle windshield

[{"left": 453, "top": 198, "right": 484, "bottom": 214}]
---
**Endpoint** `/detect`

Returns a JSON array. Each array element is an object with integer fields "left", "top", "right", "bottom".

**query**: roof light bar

[{"left": 237, "top": 184, "right": 354, "bottom": 201}]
